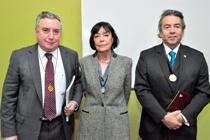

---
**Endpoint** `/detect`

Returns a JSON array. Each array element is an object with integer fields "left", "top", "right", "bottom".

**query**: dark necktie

[
  {"left": 169, "top": 50, "right": 176, "bottom": 68},
  {"left": 44, "top": 53, "right": 56, "bottom": 121}
]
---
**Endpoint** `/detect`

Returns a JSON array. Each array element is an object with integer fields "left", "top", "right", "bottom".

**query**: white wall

[{"left": 82, "top": 0, "right": 210, "bottom": 86}]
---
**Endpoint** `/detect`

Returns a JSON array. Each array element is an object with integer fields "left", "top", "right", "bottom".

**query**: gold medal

[
  {"left": 169, "top": 74, "right": 177, "bottom": 82},
  {"left": 48, "top": 83, "right": 54, "bottom": 92}
]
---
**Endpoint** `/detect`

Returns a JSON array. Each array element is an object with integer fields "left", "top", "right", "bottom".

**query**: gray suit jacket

[
  {"left": 1, "top": 44, "right": 82, "bottom": 140},
  {"left": 78, "top": 53, "right": 132, "bottom": 140},
  {"left": 134, "top": 44, "right": 210, "bottom": 140}
]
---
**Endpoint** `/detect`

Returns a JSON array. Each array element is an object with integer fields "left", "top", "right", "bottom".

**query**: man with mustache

[{"left": 135, "top": 9, "right": 210, "bottom": 140}]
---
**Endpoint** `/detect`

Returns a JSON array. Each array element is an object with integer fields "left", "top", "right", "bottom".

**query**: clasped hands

[
  {"left": 162, "top": 110, "right": 184, "bottom": 130},
  {"left": 64, "top": 100, "right": 78, "bottom": 117}
]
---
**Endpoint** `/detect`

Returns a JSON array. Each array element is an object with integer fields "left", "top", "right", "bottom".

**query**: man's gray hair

[{"left": 35, "top": 11, "right": 62, "bottom": 30}]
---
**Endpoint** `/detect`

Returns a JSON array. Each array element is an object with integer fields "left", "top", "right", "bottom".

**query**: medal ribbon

[{"left": 98, "top": 61, "right": 111, "bottom": 93}]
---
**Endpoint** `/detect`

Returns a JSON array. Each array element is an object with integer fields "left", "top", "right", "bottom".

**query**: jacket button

[{"left": 39, "top": 117, "right": 43, "bottom": 121}]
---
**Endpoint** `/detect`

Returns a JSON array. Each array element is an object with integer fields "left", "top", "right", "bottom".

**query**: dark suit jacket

[
  {"left": 134, "top": 44, "right": 210, "bottom": 140},
  {"left": 1, "top": 44, "right": 82, "bottom": 140}
]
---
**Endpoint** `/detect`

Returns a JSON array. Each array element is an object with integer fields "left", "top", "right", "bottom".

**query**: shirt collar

[
  {"left": 38, "top": 45, "right": 58, "bottom": 59},
  {"left": 164, "top": 43, "right": 180, "bottom": 55}
]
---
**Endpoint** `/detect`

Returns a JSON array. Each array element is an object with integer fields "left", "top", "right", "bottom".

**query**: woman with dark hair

[{"left": 78, "top": 21, "right": 132, "bottom": 140}]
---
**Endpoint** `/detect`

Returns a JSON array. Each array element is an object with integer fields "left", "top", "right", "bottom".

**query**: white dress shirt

[{"left": 164, "top": 44, "right": 180, "bottom": 61}]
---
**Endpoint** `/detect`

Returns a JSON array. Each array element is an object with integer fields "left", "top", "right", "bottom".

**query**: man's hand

[
  {"left": 3, "top": 136, "right": 18, "bottom": 140},
  {"left": 162, "top": 110, "right": 183, "bottom": 130},
  {"left": 64, "top": 100, "right": 78, "bottom": 116}
]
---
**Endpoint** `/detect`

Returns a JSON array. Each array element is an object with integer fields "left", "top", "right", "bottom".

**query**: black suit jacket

[
  {"left": 1, "top": 44, "right": 82, "bottom": 140},
  {"left": 134, "top": 44, "right": 210, "bottom": 140}
]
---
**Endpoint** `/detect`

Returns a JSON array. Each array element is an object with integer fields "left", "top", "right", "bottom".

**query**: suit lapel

[
  {"left": 91, "top": 56, "right": 104, "bottom": 101},
  {"left": 60, "top": 47, "right": 72, "bottom": 86},
  {"left": 156, "top": 44, "right": 173, "bottom": 93},
  {"left": 106, "top": 55, "right": 117, "bottom": 89},
  {"left": 176, "top": 45, "right": 188, "bottom": 90},
  {"left": 28, "top": 44, "right": 42, "bottom": 102}
]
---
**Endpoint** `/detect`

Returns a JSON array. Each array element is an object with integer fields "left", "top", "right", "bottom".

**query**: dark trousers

[
  {"left": 38, "top": 116, "right": 65, "bottom": 140},
  {"left": 141, "top": 125, "right": 196, "bottom": 140}
]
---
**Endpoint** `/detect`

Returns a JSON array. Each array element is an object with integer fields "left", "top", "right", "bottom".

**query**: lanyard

[{"left": 98, "top": 61, "right": 111, "bottom": 93}]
